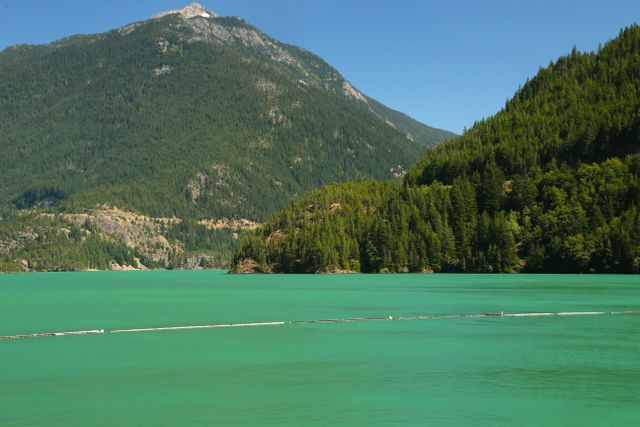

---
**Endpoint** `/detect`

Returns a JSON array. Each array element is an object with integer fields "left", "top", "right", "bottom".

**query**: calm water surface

[{"left": 1, "top": 272, "right": 639, "bottom": 426}]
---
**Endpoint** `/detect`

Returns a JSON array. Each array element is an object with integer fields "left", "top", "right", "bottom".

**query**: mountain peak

[{"left": 151, "top": 3, "right": 218, "bottom": 20}]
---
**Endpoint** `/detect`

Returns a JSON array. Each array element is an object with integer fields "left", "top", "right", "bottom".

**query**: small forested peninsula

[{"left": 232, "top": 26, "right": 640, "bottom": 274}]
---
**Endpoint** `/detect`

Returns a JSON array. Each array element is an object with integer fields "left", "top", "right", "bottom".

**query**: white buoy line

[
  {"left": 111, "top": 321, "right": 286, "bottom": 333},
  {"left": 2, "top": 311, "right": 640, "bottom": 340},
  {"left": 0, "top": 329, "right": 105, "bottom": 340}
]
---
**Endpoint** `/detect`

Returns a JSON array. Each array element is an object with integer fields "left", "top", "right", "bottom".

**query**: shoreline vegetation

[{"left": 230, "top": 26, "right": 640, "bottom": 275}]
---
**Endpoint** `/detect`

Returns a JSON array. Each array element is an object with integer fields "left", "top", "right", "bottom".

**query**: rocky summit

[{"left": 151, "top": 2, "right": 218, "bottom": 20}]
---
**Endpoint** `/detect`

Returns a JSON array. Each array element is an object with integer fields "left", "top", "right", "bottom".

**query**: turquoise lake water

[{"left": 1, "top": 272, "right": 639, "bottom": 425}]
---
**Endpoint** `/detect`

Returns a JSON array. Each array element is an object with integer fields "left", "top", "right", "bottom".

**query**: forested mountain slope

[
  {"left": 0, "top": 3, "right": 454, "bottom": 272},
  {"left": 232, "top": 26, "right": 640, "bottom": 274}
]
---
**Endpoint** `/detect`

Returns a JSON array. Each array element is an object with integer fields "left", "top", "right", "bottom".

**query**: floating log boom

[{"left": 2, "top": 311, "right": 640, "bottom": 340}]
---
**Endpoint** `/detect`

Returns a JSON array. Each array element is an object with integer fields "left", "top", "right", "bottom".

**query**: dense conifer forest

[
  {"left": 232, "top": 26, "right": 640, "bottom": 274},
  {"left": 0, "top": 14, "right": 450, "bottom": 221},
  {"left": 0, "top": 10, "right": 454, "bottom": 271}
]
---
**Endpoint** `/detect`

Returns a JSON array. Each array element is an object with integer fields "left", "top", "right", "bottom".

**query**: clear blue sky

[{"left": 1, "top": 0, "right": 638, "bottom": 133}]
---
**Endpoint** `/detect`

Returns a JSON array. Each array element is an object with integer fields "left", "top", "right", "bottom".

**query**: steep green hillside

[
  {"left": 0, "top": 12, "right": 426, "bottom": 220},
  {"left": 0, "top": 4, "right": 454, "bottom": 218},
  {"left": 0, "top": 3, "right": 457, "bottom": 271},
  {"left": 232, "top": 26, "right": 640, "bottom": 274}
]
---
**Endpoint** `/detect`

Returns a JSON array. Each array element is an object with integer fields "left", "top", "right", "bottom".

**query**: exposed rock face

[
  {"left": 63, "top": 206, "right": 177, "bottom": 265},
  {"left": 256, "top": 79, "right": 278, "bottom": 95},
  {"left": 198, "top": 218, "right": 259, "bottom": 231},
  {"left": 152, "top": 7, "right": 331, "bottom": 96},
  {"left": 342, "top": 81, "right": 368, "bottom": 104},
  {"left": 229, "top": 258, "right": 268, "bottom": 274},
  {"left": 0, "top": 231, "right": 38, "bottom": 254},
  {"left": 156, "top": 38, "right": 169, "bottom": 53},
  {"left": 118, "top": 22, "right": 141, "bottom": 36},
  {"left": 153, "top": 65, "right": 174, "bottom": 76},
  {"left": 186, "top": 172, "right": 207, "bottom": 202},
  {"left": 109, "top": 262, "right": 141, "bottom": 271},
  {"left": 176, "top": 253, "right": 219, "bottom": 270},
  {"left": 181, "top": 16, "right": 303, "bottom": 70},
  {"left": 151, "top": 3, "right": 218, "bottom": 20},
  {"left": 325, "top": 268, "right": 358, "bottom": 274},
  {"left": 390, "top": 165, "right": 406, "bottom": 179},
  {"left": 145, "top": 3, "right": 452, "bottom": 148},
  {"left": 0, "top": 206, "right": 263, "bottom": 272}
]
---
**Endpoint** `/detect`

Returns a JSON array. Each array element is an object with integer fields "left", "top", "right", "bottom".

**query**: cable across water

[{"left": 2, "top": 311, "right": 639, "bottom": 340}]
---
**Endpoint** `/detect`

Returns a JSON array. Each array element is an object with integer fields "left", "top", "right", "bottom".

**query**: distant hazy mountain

[{"left": 0, "top": 3, "right": 455, "bottom": 272}]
